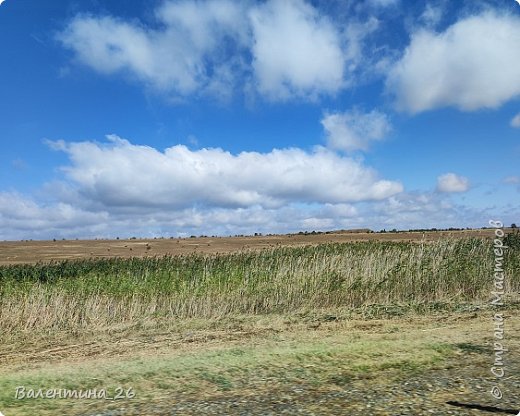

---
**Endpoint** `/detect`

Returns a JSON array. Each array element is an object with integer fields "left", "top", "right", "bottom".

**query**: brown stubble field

[{"left": 0, "top": 228, "right": 499, "bottom": 265}]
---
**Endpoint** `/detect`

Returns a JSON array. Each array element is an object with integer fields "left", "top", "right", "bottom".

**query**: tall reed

[{"left": 1, "top": 238, "right": 518, "bottom": 332}]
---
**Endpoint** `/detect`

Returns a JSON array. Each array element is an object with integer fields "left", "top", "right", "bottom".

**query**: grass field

[{"left": 1, "top": 232, "right": 519, "bottom": 415}]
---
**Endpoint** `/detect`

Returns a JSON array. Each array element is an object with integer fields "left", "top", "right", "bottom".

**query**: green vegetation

[{"left": 1, "top": 238, "right": 519, "bottom": 334}]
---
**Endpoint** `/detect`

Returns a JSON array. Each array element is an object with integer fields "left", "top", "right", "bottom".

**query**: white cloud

[
  {"left": 1, "top": 189, "right": 499, "bottom": 241},
  {"left": 0, "top": 192, "right": 108, "bottom": 240},
  {"left": 156, "top": 0, "right": 249, "bottom": 48},
  {"left": 2, "top": 175, "right": 515, "bottom": 240},
  {"left": 510, "top": 113, "right": 520, "bottom": 128},
  {"left": 58, "top": 1, "right": 248, "bottom": 97},
  {"left": 387, "top": 12, "right": 520, "bottom": 113},
  {"left": 48, "top": 135, "right": 402, "bottom": 211},
  {"left": 436, "top": 173, "right": 470, "bottom": 193},
  {"left": 365, "top": 191, "right": 487, "bottom": 230},
  {"left": 420, "top": 3, "right": 443, "bottom": 28},
  {"left": 249, "top": 0, "right": 345, "bottom": 100},
  {"left": 58, "top": 0, "right": 360, "bottom": 101},
  {"left": 0, "top": 197, "right": 343, "bottom": 240},
  {"left": 342, "top": 17, "right": 379, "bottom": 74},
  {"left": 321, "top": 109, "right": 391, "bottom": 152}
]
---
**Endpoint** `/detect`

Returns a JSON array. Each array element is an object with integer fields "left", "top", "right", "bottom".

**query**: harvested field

[{"left": 0, "top": 228, "right": 500, "bottom": 265}]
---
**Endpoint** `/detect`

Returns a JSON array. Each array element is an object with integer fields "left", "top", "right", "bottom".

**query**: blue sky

[{"left": 1, "top": 0, "right": 519, "bottom": 240}]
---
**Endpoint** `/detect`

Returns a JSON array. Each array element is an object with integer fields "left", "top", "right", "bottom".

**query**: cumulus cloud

[
  {"left": 0, "top": 161, "right": 512, "bottom": 240},
  {"left": 57, "top": 1, "right": 247, "bottom": 97},
  {"left": 436, "top": 173, "right": 470, "bottom": 193},
  {"left": 387, "top": 12, "right": 520, "bottom": 113},
  {"left": 46, "top": 135, "right": 402, "bottom": 211},
  {"left": 249, "top": 0, "right": 345, "bottom": 100},
  {"left": 1, "top": 189, "right": 498, "bottom": 241},
  {"left": 0, "top": 192, "right": 108, "bottom": 240},
  {"left": 510, "top": 113, "right": 520, "bottom": 128},
  {"left": 57, "top": 0, "right": 374, "bottom": 101},
  {"left": 0, "top": 133, "right": 413, "bottom": 240},
  {"left": 0, "top": 192, "right": 349, "bottom": 240},
  {"left": 321, "top": 109, "right": 391, "bottom": 152}
]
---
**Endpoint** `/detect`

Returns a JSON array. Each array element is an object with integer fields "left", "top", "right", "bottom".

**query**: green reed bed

[{"left": 1, "top": 238, "right": 519, "bottom": 332}]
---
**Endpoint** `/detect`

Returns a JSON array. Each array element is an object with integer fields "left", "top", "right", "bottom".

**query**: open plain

[
  {"left": 0, "top": 229, "right": 519, "bottom": 415},
  {"left": 0, "top": 229, "right": 500, "bottom": 265}
]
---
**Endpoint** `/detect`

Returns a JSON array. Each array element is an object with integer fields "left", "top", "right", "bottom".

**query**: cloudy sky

[{"left": 1, "top": 0, "right": 519, "bottom": 240}]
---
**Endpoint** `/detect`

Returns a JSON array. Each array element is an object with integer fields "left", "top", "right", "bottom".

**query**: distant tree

[{"left": 512, "top": 223, "right": 517, "bottom": 229}]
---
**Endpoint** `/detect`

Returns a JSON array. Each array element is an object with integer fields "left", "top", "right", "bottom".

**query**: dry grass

[{"left": 1, "top": 309, "right": 518, "bottom": 416}]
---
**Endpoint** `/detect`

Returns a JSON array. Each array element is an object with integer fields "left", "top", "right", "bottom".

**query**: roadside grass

[{"left": 0, "top": 316, "right": 464, "bottom": 416}]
